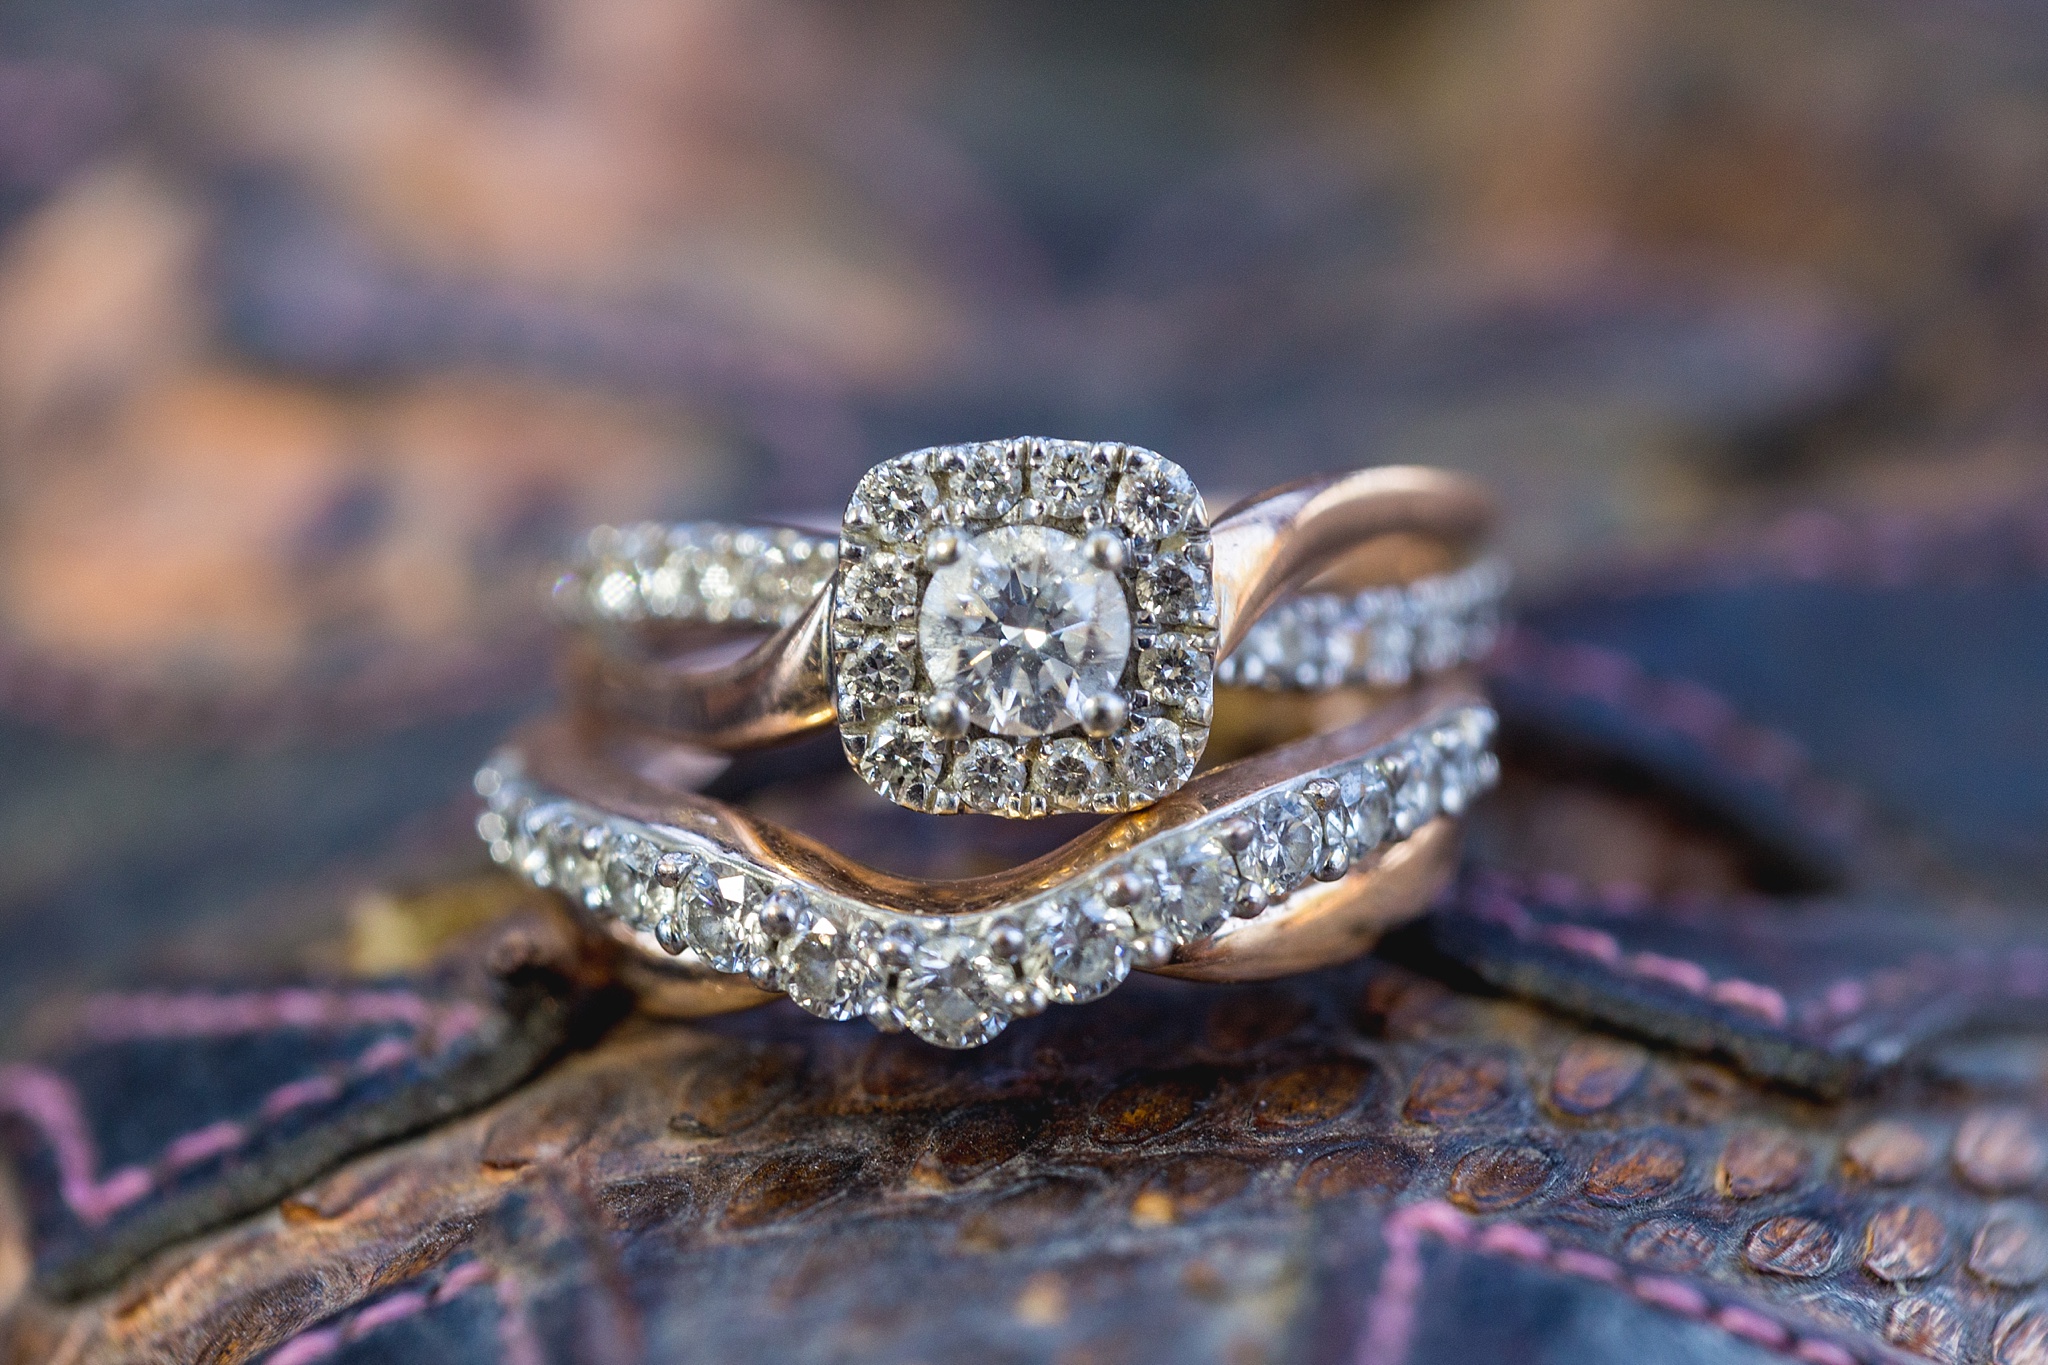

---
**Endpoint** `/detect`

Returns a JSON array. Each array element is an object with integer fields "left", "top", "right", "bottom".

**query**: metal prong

[
  {"left": 987, "top": 921, "right": 1026, "bottom": 960},
  {"left": 654, "top": 852, "right": 688, "bottom": 888},
  {"left": 1219, "top": 816, "right": 1256, "bottom": 853},
  {"left": 760, "top": 888, "right": 806, "bottom": 937},
  {"left": 1101, "top": 870, "right": 1146, "bottom": 908},
  {"left": 1314, "top": 846, "right": 1350, "bottom": 883},
  {"left": 925, "top": 528, "right": 961, "bottom": 567},
  {"left": 1079, "top": 690, "right": 1129, "bottom": 739},
  {"left": 1082, "top": 528, "right": 1127, "bottom": 572},
  {"left": 1134, "top": 930, "right": 1175, "bottom": 967},
  {"left": 922, "top": 693, "right": 971, "bottom": 739},
  {"left": 1233, "top": 882, "right": 1270, "bottom": 918},
  {"left": 653, "top": 914, "right": 687, "bottom": 955},
  {"left": 876, "top": 933, "right": 916, "bottom": 969}
]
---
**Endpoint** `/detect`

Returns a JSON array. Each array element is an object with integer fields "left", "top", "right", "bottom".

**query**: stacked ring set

[{"left": 475, "top": 440, "right": 1507, "bottom": 1047}]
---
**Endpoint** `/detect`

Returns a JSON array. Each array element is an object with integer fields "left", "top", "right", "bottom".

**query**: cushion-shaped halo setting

[{"left": 831, "top": 439, "right": 1216, "bottom": 816}]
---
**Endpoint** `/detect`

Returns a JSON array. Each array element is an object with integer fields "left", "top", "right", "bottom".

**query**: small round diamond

[
  {"left": 777, "top": 913, "right": 873, "bottom": 1021},
  {"left": 1138, "top": 636, "right": 1208, "bottom": 706},
  {"left": 861, "top": 723, "right": 945, "bottom": 804},
  {"left": 835, "top": 553, "right": 916, "bottom": 625},
  {"left": 854, "top": 460, "right": 940, "bottom": 543},
  {"left": 549, "top": 818, "right": 607, "bottom": 908},
  {"left": 1136, "top": 557, "right": 1211, "bottom": 624},
  {"left": 1032, "top": 441, "right": 1113, "bottom": 517},
  {"left": 1165, "top": 836, "right": 1238, "bottom": 938},
  {"left": 1115, "top": 718, "right": 1187, "bottom": 797},
  {"left": 1364, "top": 603, "right": 1417, "bottom": 687},
  {"left": 1341, "top": 765, "right": 1393, "bottom": 855},
  {"left": 669, "top": 854, "right": 732, "bottom": 965},
  {"left": 512, "top": 805, "right": 557, "bottom": 886},
  {"left": 1034, "top": 737, "right": 1108, "bottom": 808},
  {"left": 949, "top": 441, "right": 1024, "bottom": 519},
  {"left": 1237, "top": 792, "right": 1322, "bottom": 900},
  {"left": 1387, "top": 744, "right": 1439, "bottom": 836},
  {"left": 1434, "top": 709, "right": 1499, "bottom": 815},
  {"left": 603, "top": 836, "right": 665, "bottom": 928},
  {"left": 895, "top": 931, "right": 1013, "bottom": 1048},
  {"left": 1023, "top": 900, "right": 1131, "bottom": 1005},
  {"left": 839, "top": 637, "right": 916, "bottom": 714},
  {"left": 1113, "top": 453, "right": 1200, "bottom": 541},
  {"left": 956, "top": 739, "right": 1026, "bottom": 809},
  {"left": 919, "top": 524, "right": 1132, "bottom": 737}
]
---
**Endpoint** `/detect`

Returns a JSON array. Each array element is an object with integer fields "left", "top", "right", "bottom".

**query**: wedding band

[
  {"left": 554, "top": 526, "right": 1507, "bottom": 690},
  {"left": 557, "top": 440, "right": 1497, "bottom": 819},
  {"left": 475, "top": 680, "right": 1497, "bottom": 1048}
]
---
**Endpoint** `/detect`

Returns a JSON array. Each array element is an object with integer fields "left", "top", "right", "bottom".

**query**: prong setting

[
  {"left": 1082, "top": 528, "right": 1127, "bottom": 572},
  {"left": 1079, "top": 690, "right": 1129, "bottom": 739},
  {"left": 835, "top": 439, "right": 1216, "bottom": 817}
]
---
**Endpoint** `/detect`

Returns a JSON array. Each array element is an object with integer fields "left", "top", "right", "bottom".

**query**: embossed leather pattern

[{"left": 0, "top": 908, "right": 621, "bottom": 1302}]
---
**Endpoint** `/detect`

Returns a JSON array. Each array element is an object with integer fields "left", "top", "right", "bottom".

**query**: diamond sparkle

[{"left": 919, "top": 524, "right": 1132, "bottom": 737}]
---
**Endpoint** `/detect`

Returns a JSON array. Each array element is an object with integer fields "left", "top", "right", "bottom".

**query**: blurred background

[{"left": 1, "top": 0, "right": 2044, "bottom": 1024}]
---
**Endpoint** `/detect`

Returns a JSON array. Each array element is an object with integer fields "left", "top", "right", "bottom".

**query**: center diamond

[{"left": 919, "top": 525, "right": 1132, "bottom": 736}]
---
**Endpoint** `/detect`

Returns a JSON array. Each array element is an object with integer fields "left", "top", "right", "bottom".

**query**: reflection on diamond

[
  {"left": 1024, "top": 900, "right": 1130, "bottom": 1004},
  {"left": 896, "top": 932, "right": 1013, "bottom": 1048},
  {"left": 919, "top": 524, "right": 1131, "bottom": 736}
]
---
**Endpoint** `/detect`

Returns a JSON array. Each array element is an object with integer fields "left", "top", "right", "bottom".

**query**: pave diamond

[
  {"left": 839, "top": 637, "right": 916, "bottom": 714},
  {"left": 1388, "top": 745, "right": 1439, "bottom": 836},
  {"left": 1137, "top": 636, "right": 1207, "bottom": 705},
  {"left": 777, "top": 914, "right": 871, "bottom": 1020},
  {"left": 1115, "top": 718, "right": 1187, "bottom": 797},
  {"left": 948, "top": 442, "right": 1025, "bottom": 519},
  {"left": 1341, "top": 765, "right": 1393, "bottom": 856},
  {"left": 1023, "top": 900, "right": 1131, "bottom": 1005},
  {"left": 1113, "top": 452, "right": 1200, "bottom": 541},
  {"left": 861, "top": 722, "right": 945, "bottom": 804},
  {"left": 1033, "top": 737, "right": 1108, "bottom": 808},
  {"left": 1032, "top": 440, "right": 1113, "bottom": 517},
  {"left": 1166, "top": 835, "right": 1238, "bottom": 938},
  {"left": 919, "top": 524, "right": 1132, "bottom": 737},
  {"left": 956, "top": 739, "right": 1027, "bottom": 810},
  {"left": 896, "top": 931, "right": 1013, "bottom": 1048},
  {"left": 1238, "top": 793, "right": 1323, "bottom": 900},
  {"left": 854, "top": 461, "right": 940, "bottom": 543},
  {"left": 1136, "top": 558, "right": 1211, "bottom": 623},
  {"left": 836, "top": 553, "right": 917, "bottom": 625}
]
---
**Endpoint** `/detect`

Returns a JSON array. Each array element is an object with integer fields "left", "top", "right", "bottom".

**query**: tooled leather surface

[{"left": 0, "top": 498, "right": 2045, "bottom": 1365}]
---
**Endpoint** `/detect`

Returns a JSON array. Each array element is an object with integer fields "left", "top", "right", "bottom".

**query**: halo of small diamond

[
  {"left": 479, "top": 703, "right": 1498, "bottom": 1050},
  {"left": 831, "top": 439, "right": 1216, "bottom": 816}
]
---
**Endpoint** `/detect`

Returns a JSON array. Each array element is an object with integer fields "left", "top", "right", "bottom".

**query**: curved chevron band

[{"left": 475, "top": 681, "right": 1497, "bottom": 1048}]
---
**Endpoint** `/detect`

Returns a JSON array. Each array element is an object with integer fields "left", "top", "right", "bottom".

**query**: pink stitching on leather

[
  {"left": 0, "top": 1006, "right": 483, "bottom": 1225},
  {"left": 1465, "top": 885, "right": 1791, "bottom": 1025},
  {"left": 79, "top": 989, "right": 483, "bottom": 1045},
  {"left": 1491, "top": 629, "right": 1866, "bottom": 843},
  {"left": 496, "top": 1268, "right": 546, "bottom": 1365},
  {"left": 1353, "top": 1200, "right": 1871, "bottom": 1365},
  {"left": 263, "top": 1260, "right": 495, "bottom": 1365}
]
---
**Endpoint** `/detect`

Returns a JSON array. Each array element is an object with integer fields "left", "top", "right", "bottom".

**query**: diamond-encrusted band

[
  {"left": 475, "top": 696, "right": 1498, "bottom": 1049},
  {"left": 554, "top": 523, "right": 1507, "bottom": 690}
]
